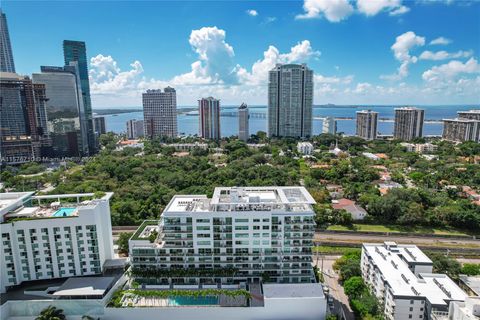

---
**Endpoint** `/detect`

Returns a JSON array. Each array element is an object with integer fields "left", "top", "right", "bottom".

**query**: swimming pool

[
  {"left": 168, "top": 296, "right": 218, "bottom": 306},
  {"left": 52, "top": 207, "right": 77, "bottom": 217}
]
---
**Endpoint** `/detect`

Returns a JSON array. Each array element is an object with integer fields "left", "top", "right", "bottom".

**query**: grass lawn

[
  {"left": 326, "top": 224, "right": 471, "bottom": 236},
  {"left": 313, "top": 245, "right": 361, "bottom": 255}
]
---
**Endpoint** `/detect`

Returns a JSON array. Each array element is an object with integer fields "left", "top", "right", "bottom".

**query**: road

[{"left": 314, "top": 254, "right": 355, "bottom": 320}]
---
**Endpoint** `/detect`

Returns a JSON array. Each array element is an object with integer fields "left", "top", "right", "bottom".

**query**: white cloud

[
  {"left": 172, "top": 26, "right": 238, "bottom": 85},
  {"left": 381, "top": 31, "right": 425, "bottom": 80},
  {"left": 353, "top": 82, "right": 372, "bottom": 94},
  {"left": 419, "top": 50, "right": 473, "bottom": 60},
  {"left": 89, "top": 54, "right": 144, "bottom": 95},
  {"left": 315, "top": 74, "right": 353, "bottom": 84},
  {"left": 357, "top": 0, "right": 404, "bottom": 16},
  {"left": 429, "top": 37, "right": 452, "bottom": 45},
  {"left": 389, "top": 5, "right": 410, "bottom": 15},
  {"left": 422, "top": 58, "right": 480, "bottom": 82},
  {"left": 246, "top": 9, "right": 258, "bottom": 17},
  {"left": 239, "top": 40, "right": 321, "bottom": 85},
  {"left": 296, "top": 0, "right": 354, "bottom": 22}
]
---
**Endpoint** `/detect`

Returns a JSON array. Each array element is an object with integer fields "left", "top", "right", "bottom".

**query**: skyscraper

[
  {"left": 126, "top": 119, "right": 145, "bottom": 139},
  {"left": 356, "top": 110, "right": 378, "bottom": 140},
  {"left": 322, "top": 116, "right": 336, "bottom": 135},
  {"left": 33, "top": 65, "right": 88, "bottom": 157},
  {"left": 0, "top": 10, "right": 15, "bottom": 73},
  {"left": 268, "top": 64, "right": 313, "bottom": 138},
  {"left": 199, "top": 97, "right": 221, "bottom": 140},
  {"left": 238, "top": 103, "right": 249, "bottom": 142},
  {"left": 393, "top": 107, "right": 424, "bottom": 141},
  {"left": 63, "top": 40, "right": 95, "bottom": 154},
  {"left": 457, "top": 110, "right": 480, "bottom": 121},
  {"left": 142, "top": 87, "right": 177, "bottom": 139},
  {"left": 0, "top": 73, "right": 40, "bottom": 163}
]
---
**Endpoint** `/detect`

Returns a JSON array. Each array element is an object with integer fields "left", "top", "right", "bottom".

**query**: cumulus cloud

[
  {"left": 356, "top": 0, "right": 407, "bottom": 16},
  {"left": 246, "top": 9, "right": 258, "bottom": 17},
  {"left": 422, "top": 58, "right": 480, "bottom": 82},
  {"left": 89, "top": 54, "right": 144, "bottom": 95},
  {"left": 381, "top": 31, "right": 425, "bottom": 80},
  {"left": 419, "top": 50, "right": 473, "bottom": 61},
  {"left": 296, "top": 0, "right": 354, "bottom": 22},
  {"left": 172, "top": 27, "right": 238, "bottom": 85},
  {"left": 238, "top": 40, "right": 321, "bottom": 84},
  {"left": 429, "top": 37, "right": 452, "bottom": 45}
]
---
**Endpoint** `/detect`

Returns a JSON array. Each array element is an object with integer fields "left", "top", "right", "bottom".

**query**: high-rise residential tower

[
  {"left": 322, "top": 116, "right": 336, "bottom": 135},
  {"left": 199, "top": 97, "right": 221, "bottom": 140},
  {"left": 126, "top": 119, "right": 145, "bottom": 140},
  {"left": 93, "top": 116, "right": 106, "bottom": 136},
  {"left": 238, "top": 103, "right": 249, "bottom": 142},
  {"left": 0, "top": 10, "right": 15, "bottom": 73},
  {"left": 457, "top": 110, "right": 480, "bottom": 121},
  {"left": 393, "top": 107, "right": 424, "bottom": 141},
  {"left": 268, "top": 64, "right": 313, "bottom": 138},
  {"left": 142, "top": 87, "right": 177, "bottom": 138},
  {"left": 0, "top": 73, "right": 44, "bottom": 163},
  {"left": 356, "top": 110, "right": 378, "bottom": 140},
  {"left": 442, "top": 119, "right": 480, "bottom": 143},
  {"left": 63, "top": 40, "right": 95, "bottom": 154},
  {"left": 0, "top": 191, "right": 115, "bottom": 293},
  {"left": 33, "top": 65, "right": 88, "bottom": 157},
  {"left": 129, "top": 186, "right": 316, "bottom": 285}
]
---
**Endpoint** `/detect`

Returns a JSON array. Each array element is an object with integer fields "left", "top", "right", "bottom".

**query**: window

[
  {"left": 410, "top": 307, "right": 413, "bottom": 311},
  {"left": 235, "top": 233, "right": 249, "bottom": 238},
  {"left": 235, "top": 219, "right": 249, "bottom": 223},
  {"left": 253, "top": 219, "right": 260, "bottom": 222},
  {"left": 262, "top": 226, "right": 269, "bottom": 230},
  {"left": 408, "top": 315, "right": 412, "bottom": 319},
  {"left": 253, "top": 226, "right": 260, "bottom": 230},
  {"left": 235, "top": 226, "right": 249, "bottom": 230},
  {"left": 410, "top": 300, "right": 414, "bottom": 304},
  {"left": 196, "top": 219, "right": 210, "bottom": 223},
  {"left": 263, "top": 218, "right": 270, "bottom": 222},
  {"left": 196, "top": 226, "right": 210, "bottom": 230}
]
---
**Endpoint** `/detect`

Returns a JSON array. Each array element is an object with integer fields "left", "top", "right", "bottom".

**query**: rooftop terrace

[
  {"left": 1, "top": 192, "right": 113, "bottom": 223},
  {"left": 164, "top": 187, "right": 316, "bottom": 214}
]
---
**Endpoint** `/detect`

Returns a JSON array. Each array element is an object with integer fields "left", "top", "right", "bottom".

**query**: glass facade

[{"left": 63, "top": 40, "right": 95, "bottom": 154}]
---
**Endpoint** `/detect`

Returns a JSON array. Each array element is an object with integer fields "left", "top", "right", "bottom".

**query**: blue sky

[{"left": 2, "top": 0, "right": 480, "bottom": 107}]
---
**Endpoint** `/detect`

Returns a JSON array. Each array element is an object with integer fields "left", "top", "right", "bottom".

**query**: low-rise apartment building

[
  {"left": 401, "top": 143, "right": 438, "bottom": 154},
  {"left": 361, "top": 242, "right": 467, "bottom": 320},
  {"left": 297, "top": 142, "right": 314, "bottom": 155},
  {"left": 0, "top": 191, "right": 114, "bottom": 293},
  {"left": 129, "top": 186, "right": 316, "bottom": 285}
]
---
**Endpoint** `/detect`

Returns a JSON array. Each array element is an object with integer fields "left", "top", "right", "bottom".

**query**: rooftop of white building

[
  {"left": 0, "top": 192, "right": 113, "bottom": 223},
  {"left": 363, "top": 242, "right": 467, "bottom": 307},
  {"left": 263, "top": 283, "right": 325, "bottom": 299},
  {"left": 164, "top": 187, "right": 316, "bottom": 214}
]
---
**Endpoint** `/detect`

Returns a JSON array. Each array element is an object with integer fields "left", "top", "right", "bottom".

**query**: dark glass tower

[
  {"left": 0, "top": 9, "right": 16, "bottom": 72},
  {"left": 63, "top": 40, "right": 95, "bottom": 154}
]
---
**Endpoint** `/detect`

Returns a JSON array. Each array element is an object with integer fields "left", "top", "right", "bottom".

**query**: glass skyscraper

[
  {"left": 32, "top": 65, "right": 88, "bottom": 157},
  {"left": 63, "top": 40, "right": 95, "bottom": 154},
  {"left": 0, "top": 9, "right": 16, "bottom": 73}
]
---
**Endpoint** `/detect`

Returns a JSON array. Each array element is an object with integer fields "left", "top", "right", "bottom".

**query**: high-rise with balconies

[
  {"left": 143, "top": 87, "right": 178, "bottom": 138},
  {"left": 393, "top": 107, "right": 424, "bottom": 141},
  {"left": 238, "top": 103, "right": 249, "bottom": 142},
  {"left": 268, "top": 64, "right": 313, "bottom": 138},
  {"left": 356, "top": 110, "right": 378, "bottom": 140},
  {"left": 199, "top": 97, "right": 221, "bottom": 140},
  {"left": 129, "top": 186, "right": 316, "bottom": 285}
]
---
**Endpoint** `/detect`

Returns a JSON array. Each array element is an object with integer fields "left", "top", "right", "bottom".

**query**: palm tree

[{"left": 35, "top": 306, "right": 66, "bottom": 320}]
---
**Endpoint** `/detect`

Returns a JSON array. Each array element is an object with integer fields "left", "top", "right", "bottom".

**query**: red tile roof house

[{"left": 332, "top": 198, "right": 368, "bottom": 220}]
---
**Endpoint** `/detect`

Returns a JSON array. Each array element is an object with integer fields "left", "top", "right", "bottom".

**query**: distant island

[{"left": 93, "top": 108, "right": 142, "bottom": 115}]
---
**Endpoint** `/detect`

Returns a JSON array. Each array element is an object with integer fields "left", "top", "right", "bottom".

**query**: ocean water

[{"left": 101, "top": 105, "right": 479, "bottom": 137}]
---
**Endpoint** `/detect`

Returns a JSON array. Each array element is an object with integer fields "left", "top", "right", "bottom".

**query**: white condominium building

[
  {"left": 400, "top": 143, "right": 438, "bottom": 154},
  {"left": 0, "top": 192, "right": 114, "bottom": 293},
  {"left": 126, "top": 119, "right": 144, "bottom": 139},
  {"left": 297, "top": 142, "right": 314, "bottom": 155},
  {"left": 322, "top": 116, "right": 336, "bottom": 135},
  {"left": 142, "top": 87, "right": 177, "bottom": 138},
  {"left": 361, "top": 242, "right": 467, "bottom": 320},
  {"left": 129, "top": 186, "right": 316, "bottom": 285}
]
